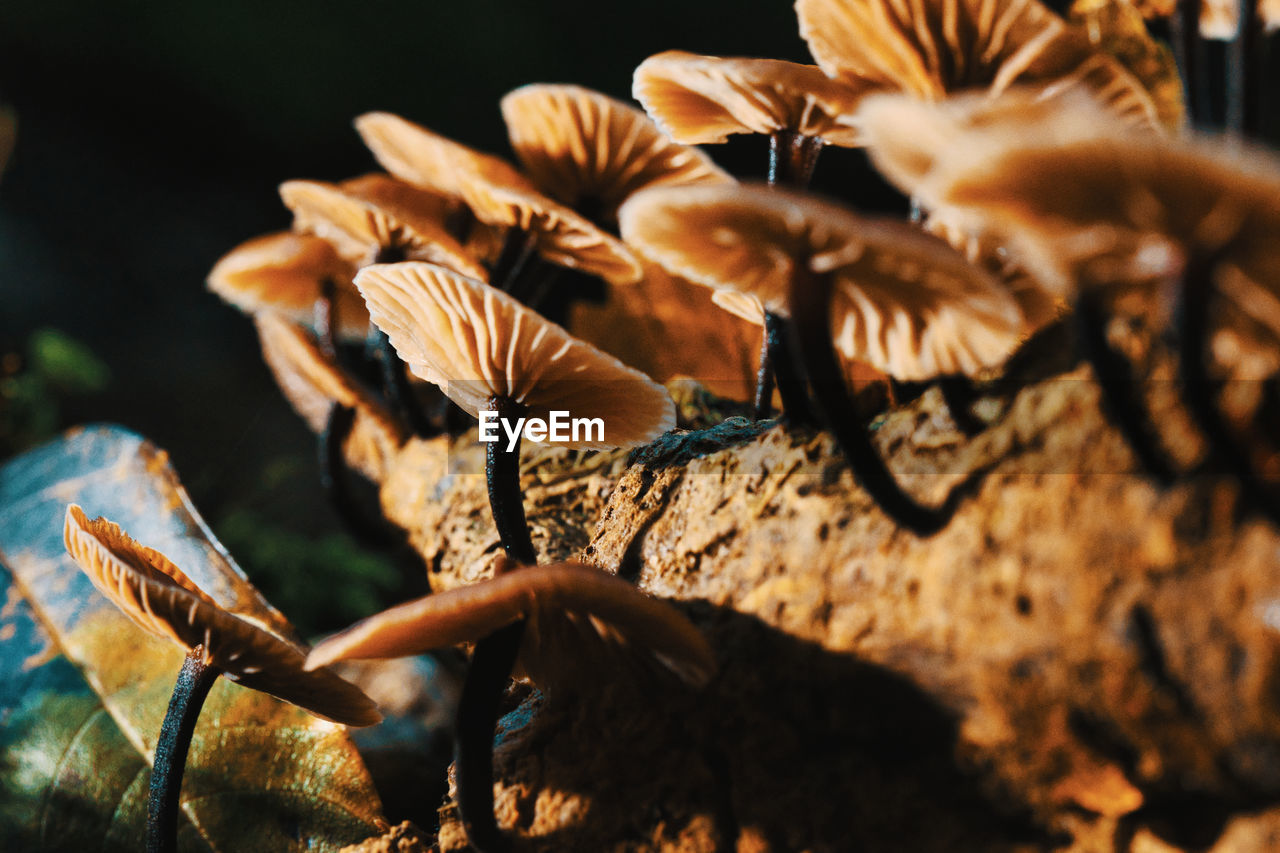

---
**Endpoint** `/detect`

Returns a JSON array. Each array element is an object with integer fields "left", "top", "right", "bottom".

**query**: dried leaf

[{"left": 0, "top": 426, "right": 388, "bottom": 852}]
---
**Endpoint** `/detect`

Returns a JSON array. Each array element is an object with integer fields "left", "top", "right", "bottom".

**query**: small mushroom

[
  {"left": 353, "top": 261, "right": 674, "bottom": 851},
  {"left": 207, "top": 230, "right": 369, "bottom": 349},
  {"left": 500, "top": 83, "right": 732, "bottom": 225},
  {"left": 305, "top": 557, "right": 713, "bottom": 852},
  {"left": 621, "top": 183, "right": 1024, "bottom": 534},
  {"left": 633, "top": 51, "right": 872, "bottom": 188},
  {"left": 62, "top": 505, "right": 380, "bottom": 853}
]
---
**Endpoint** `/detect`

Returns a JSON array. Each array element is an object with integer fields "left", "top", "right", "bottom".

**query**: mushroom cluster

[{"left": 66, "top": 0, "right": 1277, "bottom": 849}]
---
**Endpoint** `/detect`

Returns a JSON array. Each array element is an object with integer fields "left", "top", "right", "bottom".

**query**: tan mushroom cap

[
  {"left": 206, "top": 231, "right": 370, "bottom": 342},
  {"left": 63, "top": 505, "right": 382, "bottom": 727},
  {"left": 501, "top": 83, "right": 732, "bottom": 223},
  {"left": 796, "top": 0, "right": 1161, "bottom": 131},
  {"left": 620, "top": 183, "right": 1025, "bottom": 379},
  {"left": 280, "top": 176, "right": 488, "bottom": 280},
  {"left": 354, "top": 111, "right": 536, "bottom": 200},
  {"left": 354, "top": 261, "right": 675, "bottom": 448},
  {"left": 255, "top": 313, "right": 405, "bottom": 484},
  {"left": 305, "top": 558, "right": 715, "bottom": 690},
  {"left": 710, "top": 289, "right": 766, "bottom": 326},
  {"left": 633, "top": 51, "right": 872, "bottom": 147}
]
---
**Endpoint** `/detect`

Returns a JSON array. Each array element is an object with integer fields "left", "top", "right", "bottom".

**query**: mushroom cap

[
  {"left": 633, "top": 51, "right": 872, "bottom": 147},
  {"left": 620, "top": 183, "right": 1025, "bottom": 379},
  {"left": 458, "top": 178, "right": 644, "bottom": 285},
  {"left": 63, "top": 505, "right": 382, "bottom": 727},
  {"left": 354, "top": 111, "right": 536, "bottom": 200},
  {"left": 206, "top": 231, "right": 371, "bottom": 342},
  {"left": 304, "top": 558, "right": 715, "bottom": 691},
  {"left": 279, "top": 175, "right": 488, "bottom": 280},
  {"left": 795, "top": 0, "right": 1161, "bottom": 131},
  {"left": 254, "top": 313, "right": 405, "bottom": 484},
  {"left": 710, "top": 289, "right": 766, "bottom": 326},
  {"left": 501, "top": 83, "right": 733, "bottom": 223},
  {"left": 354, "top": 261, "right": 676, "bottom": 449}
]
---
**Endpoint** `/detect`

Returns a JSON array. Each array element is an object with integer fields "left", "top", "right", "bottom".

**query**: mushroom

[
  {"left": 305, "top": 556, "right": 714, "bottom": 852},
  {"left": 62, "top": 504, "right": 380, "bottom": 853},
  {"left": 633, "top": 51, "right": 873, "bottom": 188},
  {"left": 207, "top": 230, "right": 368, "bottom": 353},
  {"left": 621, "top": 183, "right": 1024, "bottom": 534},
  {"left": 500, "top": 83, "right": 732, "bottom": 225},
  {"left": 878, "top": 92, "right": 1280, "bottom": 513},
  {"left": 795, "top": 0, "right": 1163, "bottom": 135},
  {"left": 352, "top": 260, "right": 674, "bottom": 851}
]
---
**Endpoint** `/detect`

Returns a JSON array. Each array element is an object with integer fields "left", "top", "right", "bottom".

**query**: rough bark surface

[{"left": 366, "top": 364, "right": 1280, "bottom": 852}]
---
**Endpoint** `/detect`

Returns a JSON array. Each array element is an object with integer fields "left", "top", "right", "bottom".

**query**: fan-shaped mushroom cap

[
  {"left": 63, "top": 505, "right": 381, "bottom": 727},
  {"left": 355, "top": 112, "right": 536, "bottom": 200},
  {"left": 1263, "top": 0, "right": 1280, "bottom": 32},
  {"left": 620, "top": 183, "right": 1025, "bottom": 379},
  {"left": 206, "top": 231, "right": 370, "bottom": 342},
  {"left": 710, "top": 289, "right": 767, "bottom": 326},
  {"left": 280, "top": 175, "right": 488, "bottom": 280},
  {"left": 354, "top": 262, "right": 675, "bottom": 448},
  {"left": 305, "top": 558, "right": 715, "bottom": 690},
  {"left": 796, "top": 0, "right": 1161, "bottom": 131},
  {"left": 255, "top": 313, "right": 405, "bottom": 483},
  {"left": 501, "top": 83, "right": 732, "bottom": 223},
  {"left": 633, "top": 51, "right": 872, "bottom": 147}
]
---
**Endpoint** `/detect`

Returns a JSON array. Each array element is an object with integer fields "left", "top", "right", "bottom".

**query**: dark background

[{"left": 0, "top": 1, "right": 898, "bottom": 631}]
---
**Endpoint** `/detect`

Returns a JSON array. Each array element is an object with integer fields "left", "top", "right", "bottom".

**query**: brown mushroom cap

[
  {"left": 796, "top": 0, "right": 1161, "bottom": 132},
  {"left": 633, "top": 51, "right": 872, "bottom": 147},
  {"left": 63, "top": 505, "right": 382, "bottom": 727},
  {"left": 206, "top": 231, "right": 371, "bottom": 342},
  {"left": 501, "top": 83, "right": 732, "bottom": 223},
  {"left": 280, "top": 175, "right": 489, "bottom": 280},
  {"left": 304, "top": 558, "right": 715, "bottom": 690},
  {"left": 354, "top": 261, "right": 675, "bottom": 448},
  {"left": 710, "top": 289, "right": 766, "bottom": 326},
  {"left": 620, "top": 183, "right": 1025, "bottom": 379},
  {"left": 255, "top": 313, "right": 405, "bottom": 483},
  {"left": 354, "top": 111, "right": 536, "bottom": 200}
]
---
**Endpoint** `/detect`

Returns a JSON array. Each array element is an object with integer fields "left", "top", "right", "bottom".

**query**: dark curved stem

[
  {"left": 320, "top": 404, "right": 402, "bottom": 547},
  {"left": 1176, "top": 255, "right": 1280, "bottom": 525},
  {"left": 938, "top": 376, "right": 985, "bottom": 437},
  {"left": 315, "top": 277, "right": 338, "bottom": 359},
  {"left": 768, "top": 131, "right": 823, "bottom": 190},
  {"left": 455, "top": 619, "right": 525, "bottom": 853},
  {"left": 371, "top": 327, "right": 434, "bottom": 438},
  {"left": 1075, "top": 288, "right": 1179, "bottom": 486},
  {"left": 764, "top": 311, "right": 816, "bottom": 427},
  {"left": 492, "top": 229, "right": 539, "bottom": 293},
  {"left": 789, "top": 269, "right": 977, "bottom": 536},
  {"left": 753, "top": 327, "right": 775, "bottom": 420},
  {"left": 148, "top": 648, "right": 219, "bottom": 853},
  {"left": 485, "top": 396, "right": 537, "bottom": 565}
]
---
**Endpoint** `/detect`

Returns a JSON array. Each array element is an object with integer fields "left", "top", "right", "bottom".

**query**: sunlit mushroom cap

[
  {"left": 280, "top": 175, "right": 488, "bottom": 280},
  {"left": 63, "top": 505, "right": 381, "bottom": 727},
  {"left": 354, "top": 111, "right": 536, "bottom": 200},
  {"left": 255, "top": 313, "right": 405, "bottom": 483},
  {"left": 620, "top": 183, "right": 1025, "bottom": 379},
  {"left": 206, "top": 231, "right": 370, "bottom": 342},
  {"left": 633, "top": 51, "right": 871, "bottom": 147},
  {"left": 304, "top": 558, "right": 715, "bottom": 690},
  {"left": 354, "top": 262, "right": 675, "bottom": 448},
  {"left": 501, "top": 83, "right": 732, "bottom": 223},
  {"left": 710, "top": 289, "right": 766, "bottom": 326},
  {"left": 795, "top": 0, "right": 1161, "bottom": 131}
]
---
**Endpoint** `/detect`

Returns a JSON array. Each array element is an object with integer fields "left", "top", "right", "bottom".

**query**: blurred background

[{"left": 0, "top": 1, "right": 904, "bottom": 633}]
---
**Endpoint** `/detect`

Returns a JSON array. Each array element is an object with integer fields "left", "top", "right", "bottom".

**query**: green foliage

[{"left": 1, "top": 328, "right": 110, "bottom": 456}]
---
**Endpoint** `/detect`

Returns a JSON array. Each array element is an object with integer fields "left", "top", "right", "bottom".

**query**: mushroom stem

[
  {"left": 789, "top": 268, "right": 979, "bottom": 536},
  {"left": 319, "top": 403, "right": 402, "bottom": 547},
  {"left": 753, "top": 327, "right": 775, "bottom": 419},
  {"left": 1167, "top": 0, "right": 1199, "bottom": 123},
  {"left": 371, "top": 327, "right": 434, "bottom": 437},
  {"left": 1174, "top": 253, "right": 1280, "bottom": 524},
  {"left": 768, "top": 131, "right": 823, "bottom": 190},
  {"left": 764, "top": 311, "right": 817, "bottom": 426},
  {"left": 1074, "top": 288, "right": 1179, "bottom": 486},
  {"left": 454, "top": 618, "right": 524, "bottom": 853},
  {"left": 485, "top": 395, "right": 537, "bottom": 564},
  {"left": 148, "top": 646, "right": 220, "bottom": 853},
  {"left": 315, "top": 277, "right": 338, "bottom": 359},
  {"left": 492, "top": 229, "right": 540, "bottom": 293},
  {"left": 938, "top": 376, "right": 985, "bottom": 437}
]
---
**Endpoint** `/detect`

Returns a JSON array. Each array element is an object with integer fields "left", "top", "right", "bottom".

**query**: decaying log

[{"left": 337, "top": 362, "right": 1280, "bottom": 852}]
